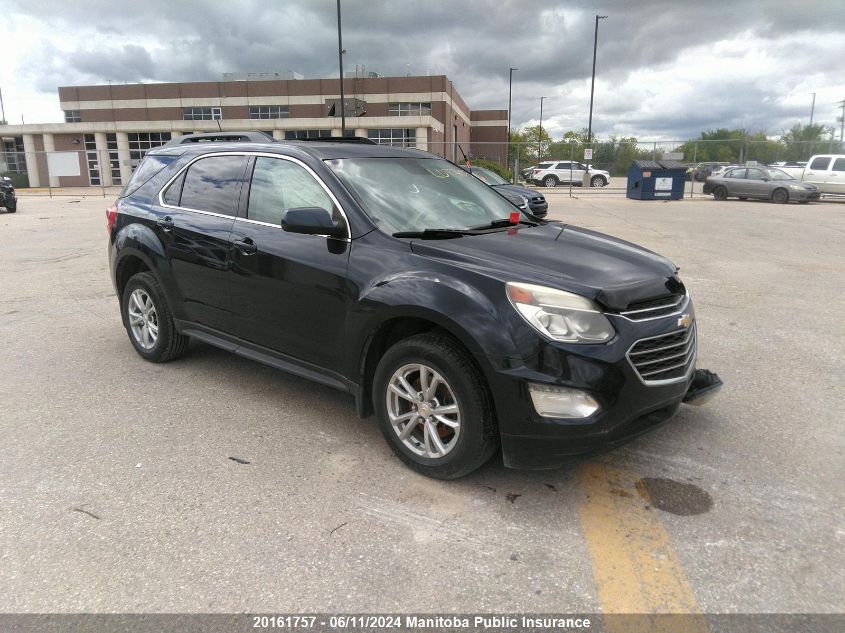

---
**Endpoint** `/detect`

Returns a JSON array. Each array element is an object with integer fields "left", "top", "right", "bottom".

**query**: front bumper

[
  {"left": 486, "top": 304, "right": 708, "bottom": 469},
  {"left": 791, "top": 188, "right": 820, "bottom": 200},
  {"left": 0, "top": 190, "right": 14, "bottom": 208}
]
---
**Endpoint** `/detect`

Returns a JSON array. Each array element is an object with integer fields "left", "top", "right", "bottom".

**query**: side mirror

[{"left": 282, "top": 207, "right": 345, "bottom": 238}]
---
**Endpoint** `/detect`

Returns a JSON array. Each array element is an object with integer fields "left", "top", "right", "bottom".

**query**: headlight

[
  {"left": 788, "top": 184, "right": 805, "bottom": 190},
  {"left": 506, "top": 282, "right": 615, "bottom": 343}
]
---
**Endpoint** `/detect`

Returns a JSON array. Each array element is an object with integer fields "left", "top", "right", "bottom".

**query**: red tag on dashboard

[{"left": 509, "top": 211, "right": 520, "bottom": 224}]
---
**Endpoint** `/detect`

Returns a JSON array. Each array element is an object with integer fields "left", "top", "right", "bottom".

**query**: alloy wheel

[
  {"left": 386, "top": 363, "right": 461, "bottom": 459},
  {"left": 127, "top": 288, "right": 159, "bottom": 350}
]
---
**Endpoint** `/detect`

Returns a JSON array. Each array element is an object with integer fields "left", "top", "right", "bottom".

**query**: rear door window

[
  {"left": 809, "top": 156, "right": 832, "bottom": 171},
  {"left": 727, "top": 169, "right": 747, "bottom": 179},
  {"left": 832, "top": 158, "right": 845, "bottom": 172},
  {"left": 179, "top": 155, "right": 248, "bottom": 216}
]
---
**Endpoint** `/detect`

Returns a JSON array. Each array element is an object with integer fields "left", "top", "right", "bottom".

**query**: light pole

[
  {"left": 538, "top": 96, "right": 546, "bottom": 160},
  {"left": 809, "top": 92, "right": 816, "bottom": 126},
  {"left": 586, "top": 15, "right": 608, "bottom": 146},
  {"left": 507, "top": 67, "right": 518, "bottom": 181},
  {"left": 336, "top": 0, "right": 346, "bottom": 137}
]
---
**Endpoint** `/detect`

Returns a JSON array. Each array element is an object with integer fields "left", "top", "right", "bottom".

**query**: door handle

[
  {"left": 233, "top": 238, "right": 258, "bottom": 255},
  {"left": 156, "top": 216, "right": 174, "bottom": 232}
]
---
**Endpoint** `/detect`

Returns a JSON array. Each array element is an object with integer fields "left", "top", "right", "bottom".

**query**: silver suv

[{"left": 528, "top": 161, "right": 610, "bottom": 188}]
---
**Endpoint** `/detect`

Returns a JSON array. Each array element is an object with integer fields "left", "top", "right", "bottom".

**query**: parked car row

[{"left": 465, "top": 166, "right": 548, "bottom": 217}]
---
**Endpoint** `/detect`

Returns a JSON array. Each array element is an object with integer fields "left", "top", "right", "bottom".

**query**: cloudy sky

[{"left": 1, "top": 0, "right": 844, "bottom": 140}]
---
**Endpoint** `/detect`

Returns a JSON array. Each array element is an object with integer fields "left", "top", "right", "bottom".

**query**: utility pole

[
  {"left": 586, "top": 15, "right": 608, "bottom": 146},
  {"left": 336, "top": 0, "right": 346, "bottom": 137},
  {"left": 809, "top": 92, "right": 816, "bottom": 126},
  {"left": 538, "top": 96, "right": 546, "bottom": 160},
  {"left": 507, "top": 67, "right": 518, "bottom": 182},
  {"left": 0, "top": 86, "right": 6, "bottom": 124}
]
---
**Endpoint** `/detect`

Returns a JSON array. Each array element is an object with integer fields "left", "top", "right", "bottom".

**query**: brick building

[{"left": 0, "top": 74, "right": 507, "bottom": 188}]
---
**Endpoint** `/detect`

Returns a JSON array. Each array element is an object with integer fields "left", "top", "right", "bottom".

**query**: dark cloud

[{"left": 6, "top": 0, "right": 845, "bottom": 137}]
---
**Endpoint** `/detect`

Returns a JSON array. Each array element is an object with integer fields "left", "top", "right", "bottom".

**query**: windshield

[
  {"left": 327, "top": 157, "right": 524, "bottom": 234},
  {"left": 470, "top": 166, "right": 509, "bottom": 186},
  {"left": 763, "top": 167, "right": 794, "bottom": 181}
]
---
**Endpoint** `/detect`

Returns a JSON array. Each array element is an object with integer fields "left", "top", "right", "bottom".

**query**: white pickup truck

[{"left": 778, "top": 155, "right": 845, "bottom": 194}]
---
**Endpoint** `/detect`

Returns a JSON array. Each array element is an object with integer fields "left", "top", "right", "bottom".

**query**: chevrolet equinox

[{"left": 108, "top": 133, "right": 721, "bottom": 479}]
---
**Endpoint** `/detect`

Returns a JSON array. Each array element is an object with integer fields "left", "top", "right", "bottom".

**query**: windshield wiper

[
  {"left": 392, "top": 228, "right": 477, "bottom": 239},
  {"left": 469, "top": 218, "right": 539, "bottom": 230}
]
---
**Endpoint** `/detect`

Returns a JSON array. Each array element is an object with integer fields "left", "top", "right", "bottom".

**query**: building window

[
  {"left": 284, "top": 130, "right": 332, "bottom": 140},
  {"left": 107, "top": 133, "right": 121, "bottom": 185},
  {"left": 1, "top": 137, "right": 26, "bottom": 173},
  {"left": 64, "top": 110, "right": 81, "bottom": 123},
  {"left": 182, "top": 107, "right": 222, "bottom": 121},
  {"left": 128, "top": 132, "right": 172, "bottom": 165},
  {"left": 367, "top": 128, "right": 416, "bottom": 148},
  {"left": 84, "top": 134, "right": 100, "bottom": 186},
  {"left": 249, "top": 105, "right": 289, "bottom": 119},
  {"left": 325, "top": 98, "right": 366, "bottom": 117},
  {"left": 388, "top": 102, "right": 431, "bottom": 116}
]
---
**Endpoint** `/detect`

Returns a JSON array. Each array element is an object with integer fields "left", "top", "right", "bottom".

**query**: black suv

[
  {"left": 1, "top": 177, "right": 16, "bottom": 212},
  {"left": 108, "top": 133, "right": 720, "bottom": 479}
]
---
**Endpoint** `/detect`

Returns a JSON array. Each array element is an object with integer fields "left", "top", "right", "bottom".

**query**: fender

[{"left": 347, "top": 269, "right": 527, "bottom": 418}]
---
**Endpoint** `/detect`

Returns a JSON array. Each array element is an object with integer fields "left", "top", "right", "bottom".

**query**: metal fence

[{"left": 4, "top": 137, "right": 843, "bottom": 197}]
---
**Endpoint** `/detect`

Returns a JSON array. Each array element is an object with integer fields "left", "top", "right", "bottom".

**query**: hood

[
  {"left": 410, "top": 223, "right": 681, "bottom": 310},
  {"left": 493, "top": 183, "right": 544, "bottom": 199}
]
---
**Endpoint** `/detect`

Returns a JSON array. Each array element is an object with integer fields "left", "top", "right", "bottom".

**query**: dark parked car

[
  {"left": 466, "top": 165, "right": 548, "bottom": 217},
  {"left": 1, "top": 177, "right": 17, "bottom": 212},
  {"left": 703, "top": 166, "right": 819, "bottom": 203},
  {"left": 108, "top": 133, "right": 720, "bottom": 479}
]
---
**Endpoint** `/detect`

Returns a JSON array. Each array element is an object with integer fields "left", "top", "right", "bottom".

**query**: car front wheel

[
  {"left": 122, "top": 271, "right": 189, "bottom": 362},
  {"left": 590, "top": 175, "right": 606, "bottom": 187},
  {"left": 373, "top": 332, "right": 498, "bottom": 479},
  {"left": 772, "top": 188, "right": 789, "bottom": 204}
]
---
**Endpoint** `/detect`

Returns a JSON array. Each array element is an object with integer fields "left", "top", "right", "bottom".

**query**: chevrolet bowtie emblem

[{"left": 677, "top": 314, "right": 692, "bottom": 328}]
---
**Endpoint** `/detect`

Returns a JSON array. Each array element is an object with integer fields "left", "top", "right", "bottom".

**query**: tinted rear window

[
  {"left": 179, "top": 155, "right": 247, "bottom": 216},
  {"left": 119, "top": 154, "right": 178, "bottom": 198}
]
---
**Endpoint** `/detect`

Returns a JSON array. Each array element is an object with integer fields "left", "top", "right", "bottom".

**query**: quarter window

[
  {"left": 809, "top": 156, "right": 831, "bottom": 170},
  {"left": 182, "top": 107, "right": 222, "bottom": 121},
  {"left": 247, "top": 157, "right": 335, "bottom": 226},
  {"left": 179, "top": 155, "right": 247, "bottom": 216}
]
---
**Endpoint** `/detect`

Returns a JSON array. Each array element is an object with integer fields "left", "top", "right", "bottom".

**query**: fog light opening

[{"left": 528, "top": 384, "right": 600, "bottom": 419}]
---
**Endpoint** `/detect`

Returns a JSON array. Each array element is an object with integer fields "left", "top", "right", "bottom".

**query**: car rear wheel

[
  {"left": 772, "top": 188, "right": 789, "bottom": 204},
  {"left": 122, "top": 272, "right": 189, "bottom": 362},
  {"left": 542, "top": 176, "right": 558, "bottom": 188},
  {"left": 373, "top": 332, "right": 498, "bottom": 479},
  {"left": 5, "top": 202, "right": 15, "bottom": 213},
  {"left": 590, "top": 175, "right": 606, "bottom": 187},
  {"left": 713, "top": 186, "right": 728, "bottom": 201}
]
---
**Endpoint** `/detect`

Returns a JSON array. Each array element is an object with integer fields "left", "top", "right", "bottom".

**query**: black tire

[
  {"left": 372, "top": 332, "right": 499, "bottom": 479},
  {"left": 772, "top": 188, "right": 789, "bottom": 204},
  {"left": 590, "top": 175, "right": 606, "bottom": 187},
  {"left": 121, "top": 271, "right": 189, "bottom": 362},
  {"left": 542, "top": 175, "right": 558, "bottom": 188},
  {"left": 738, "top": 196, "right": 748, "bottom": 201},
  {"left": 713, "top": 186, "right": 728, "bottom": 201},
  {"left": 5, "top": 203, "right": 15, "bottom": 213}
]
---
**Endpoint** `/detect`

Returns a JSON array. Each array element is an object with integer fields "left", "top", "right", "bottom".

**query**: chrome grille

[
  {"left": 620, "top": 294, "right": 686, "bottom": 321},
  {"left": 627, "top": 324, "right": 696, "bottom": 384}
]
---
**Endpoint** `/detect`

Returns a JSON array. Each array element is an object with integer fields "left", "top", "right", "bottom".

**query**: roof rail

[
  {"left": 293, "top": 136, "right": 376, "bottom": 144},
  {"left": 162, "top": 131, "right": 275, "bottom": 147}
]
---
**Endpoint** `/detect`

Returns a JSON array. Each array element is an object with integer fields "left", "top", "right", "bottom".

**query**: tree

[
  {"left": 522, "top": 125, "right": 553, "bottom": 161},
  {"left": 779, "top": 123, "right": 832, "bottom": 162}
]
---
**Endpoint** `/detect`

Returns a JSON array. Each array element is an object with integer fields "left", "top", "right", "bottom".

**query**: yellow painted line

[{"left": 578, "top": 461, "right": 709, "bottom": 633}]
